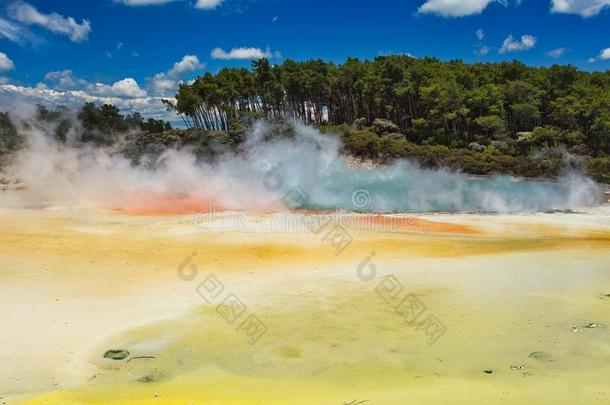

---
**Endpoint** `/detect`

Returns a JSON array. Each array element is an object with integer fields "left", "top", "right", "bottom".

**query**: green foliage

[
  {"left": 36, "top": 104, "right": 73, "bottom": 142},
  {"left": 3, "top": 56, "right": 610, "bottom": 185},
  {"left": 76, "top": 102, "right": 172, "bottom": 146},
  {"left": 474, "top": 115, "right": 505, "bottom": 138},
  {"left": 0, "top": 112, "right": 22, "bottom": 158},
  {"left": 511, "top": 103, "right": 540, "bottom": 132},
  {"left": 372, "top": 118, "right": 400, "bottom": 135},
  {"left": 482, "top": 145, "right": 501, "bottom": 157},
  {"left": 584, "top": 157, "right": 610, "bottom": 183},
  {"left": 335, "top": 125, "right": 609, "bottom": 180},
  {"left": 531, "top": 126, "right": 561, "bottom": 148},
  {"left": 1, "top": 104, "right": 173, "bottom": 166},
  {"left": 142, "top": 118, "right": 172, "bottom": 133},
  {"left": 173, "top": 56, "right": 610, "bottom": 156}
]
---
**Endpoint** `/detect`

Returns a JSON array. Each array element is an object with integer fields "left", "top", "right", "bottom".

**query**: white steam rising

[{"left": 0, "top": 109, "right": 602, "bottom": 213}]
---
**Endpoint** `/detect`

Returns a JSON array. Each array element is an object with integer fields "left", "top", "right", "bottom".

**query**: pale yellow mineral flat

[{"left": 1, "top": 207, "right": 609, "bottom": 404}]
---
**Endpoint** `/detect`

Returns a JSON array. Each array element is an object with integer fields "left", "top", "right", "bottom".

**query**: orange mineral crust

[{"left": 108, "top": 189, "right": 224, "bottom": 216}]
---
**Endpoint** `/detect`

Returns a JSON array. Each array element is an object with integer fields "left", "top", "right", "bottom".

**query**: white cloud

[
  {"left": 167, "top": 55, "right": 204, "bottom": 76},
  {"left": 116, "top": 0, "right": 224, "bottom": 8},
  {"left": 588, "top": 47, "right": 610, "bottom": 62},
  {"left": 7, "top": 1, "right": 91, "bottom": 43},
  {"left": 499, "top": 34, "right": 537, "bottom": 53},
  {"left": 545, "top": 47, "right": 568, "bottom": 58},
  {"left": 117, "top": 0, "right": 178, "bottom": 5},
  {"left": 44, "top": 70, "right": 87, "bottom": 90},
  {"left": 476, "top": 46, "right": 491, "bottom": 55},
  {"left": 194, "top": 0, "right": 224, "bottom": 9},
  {"left": 211, "top": 47, "right": 280, "bottom": 60},
  {"left": 475, "top": 28, "right": 485, "bottom": 40},
  {"left": 0, "top": 17, "right": 23, "bottom": 43},
  {"left": 0, "top": 52, "right": 15, "bottom": 72},
  {"left": 1, "top": 68, "right": 176, "bottom": 122},
  {"left": 151, "top": 55, "right": 204, "bottom": 96},
  {"left": 0, "top": 81, "right": 173, "bottom": 121},
  {"left": 377, "top": 50, "right": 416, "bottom": 58},
  {"left": 551, "top": 0, "right": 610, "bottom": 17},
  {"left": 417, "top": 0, "right": 508, "bottom": 17},
  {"left": 0, "top": 17, "right": 39, "bottom": 45},
  {"left": 90, "top": 78, "right": 148, "bottom": 98},
  {"left": 43, "top": 70, "right": 147, "bottom": 99}
]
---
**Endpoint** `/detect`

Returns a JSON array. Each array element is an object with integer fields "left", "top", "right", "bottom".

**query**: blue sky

[{"left": 1, "top": 0, "right": 609, "bottom": 121}]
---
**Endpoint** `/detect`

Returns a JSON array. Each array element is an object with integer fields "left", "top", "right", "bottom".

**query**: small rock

[
  {"left": 138, "top": 370, "right": 163, "bottom": 384},
  {"left": 138, "top": 375, "right": 156, "bottom": 383},
  {"left": 510, "top": 365, "right": 526, "bottom": 371},
  {"left": 582, "top": 323, "right": 605, "bottom": 329},
  {"left": 572, "top": 326, "right": 583, "bottom": 333},
  {"left": 483, "top": 370, "right": 493, "bottom": 374}
]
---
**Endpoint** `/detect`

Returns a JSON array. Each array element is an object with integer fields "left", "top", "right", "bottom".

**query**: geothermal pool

[{"left": 1, "top": 206, "right": 609, "bottom": 404}]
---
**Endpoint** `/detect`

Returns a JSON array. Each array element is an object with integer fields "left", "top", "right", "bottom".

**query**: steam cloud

[{"left": 0, "top": 106, "right": 602, "bottom": 213}]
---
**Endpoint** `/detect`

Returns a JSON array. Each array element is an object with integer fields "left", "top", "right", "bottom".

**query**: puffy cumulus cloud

[
  {"left": 417, "top": 0, "right": 509, "bottom": 17},
  {"left": 7, "top": 1, "right": 90, "bottom": 43},
  {"left": 0, "top": 51, "right": 15, "bottom": 71},
  {"left": 0, "top": 53, "right": 203, "bottom": 123},
  {"left": 588, "top": 47, "right": 610, "bottom": 62},
  {"left": 211, "top": 46, "right": 281, "bottom": 60},
  {"left": 167, "top": 54, "right": 204, "bottom": 76},
  {"left": 150, "top": 76, "right": 177, "bottom": 95},
  {"left": 90, "top": 78, "right": 147, "bottom": 98},
  {"left": 545, "top": 47, "right": 568, "bottom": 58},
  {"left": 475, "top": 28, "right": 485, "bottom": 40},
  {"left": 151, "top": 54, "right": 204, "bottom": 96},
  {"left": 499, "top": 34, "right": 537, "bottom": 53},
  {"left": 551, "top": 0, "right": 610, "bottom": 17},
  {"left": 43, "top": 70, "right": 146, "bottom": 98},
  {"left": 116, "top": 0, "right": 224, "bottom": 8}
]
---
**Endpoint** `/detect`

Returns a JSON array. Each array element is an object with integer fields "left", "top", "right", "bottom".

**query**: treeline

[
  {"left": 330, "top": 121, "right": 610, "bottom": 183},
  {"left": 76, "top": 103, "right": 172, "bottom": 145},
  {"left": 0, "top": 103, "right": 172, "bottom": 160},
  {"left": 171, "top": 56, "right": 610, "bottom": 155},
  {"left": 2, "top": 98, "right": 609, "bottom": 184}
]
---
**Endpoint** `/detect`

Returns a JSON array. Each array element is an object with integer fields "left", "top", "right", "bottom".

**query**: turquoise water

[
  {"left": 241, "top": 123, "right": 603, "bottom": 213},
  {"left": 263, "top": 158, "right": 601, "bottom": 213}
]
